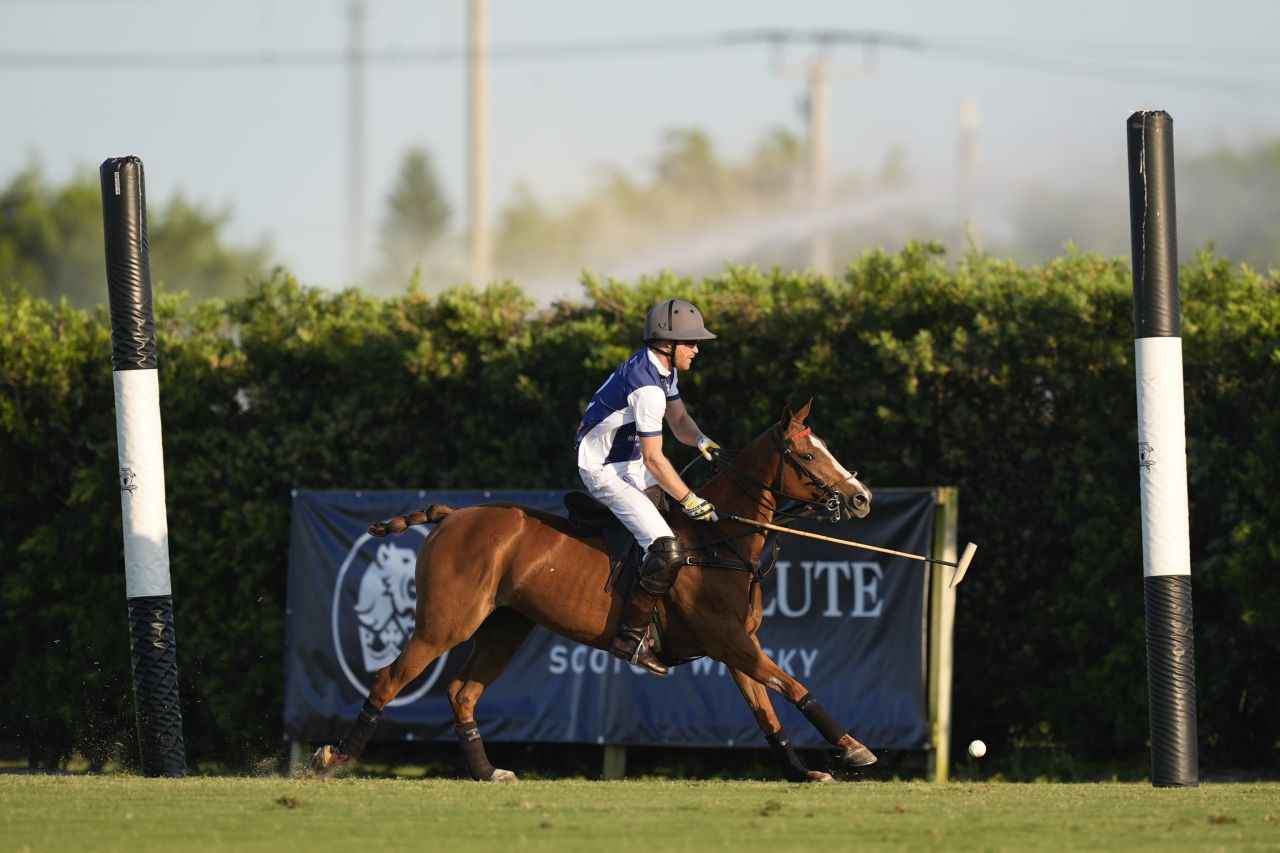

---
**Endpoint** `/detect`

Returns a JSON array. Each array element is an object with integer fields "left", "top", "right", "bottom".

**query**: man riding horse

[
  {"left": 575, "top": 299, "right": 721, "bottom": 677},
  {"left": 311, "top": 299, "right": 882, "bottom": 782}
]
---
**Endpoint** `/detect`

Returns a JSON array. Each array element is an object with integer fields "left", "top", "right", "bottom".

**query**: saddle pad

[
  {"left": 563, "top": 490, "right": 614, "bottom": 529},
  {"left": 562, "top": 492, "right": 643, "bottom": 595}
]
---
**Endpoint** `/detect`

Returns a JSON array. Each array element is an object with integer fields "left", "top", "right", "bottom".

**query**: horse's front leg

[
  {"left": 718, "top": 638, "right": 877, "bottom": 770},
  {"left": 728, "top": 667, "right": 834, "bottom": 784}
]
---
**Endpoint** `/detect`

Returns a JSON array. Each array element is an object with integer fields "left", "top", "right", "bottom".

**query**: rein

[{"left": 678, "top": 423, "right": 848, "bottom": 584}]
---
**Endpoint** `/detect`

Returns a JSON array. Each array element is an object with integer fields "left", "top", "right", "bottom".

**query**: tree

[
  {"left": 375, "top": 147, "right": 452, "bottom": 291},
  {"left": 1180, "top": 139, "right": 1280, "bottom": 269},
  {"left": 495, "top": 182, "right": 568, "bottom": 272},
  {"left": 998, "top": 137, "right": 1280, "bottom": 269},
  {"left": 746, "top": 128, "right": 804, "bottom": 199},
  {"left": 0, "top": 166, "right": 102, "bottom": 305},
  {"left": 653, "top": 128, "right": 724, "bottom": 201},
  {"left": 0, "top": 163, "right": 269, "bottom": 307},
  {"left": 149, "top": 192, "right": 272, "bottom": 302}
]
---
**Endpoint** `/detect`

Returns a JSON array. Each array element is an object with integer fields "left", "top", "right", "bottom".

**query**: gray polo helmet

[{"left": 643, "top": 299, "right": 717, "bottom": 342}]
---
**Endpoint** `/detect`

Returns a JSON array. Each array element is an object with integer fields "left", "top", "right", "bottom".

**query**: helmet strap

[{"left": 647, "top": 341, "right": 677, "bottom": 369}]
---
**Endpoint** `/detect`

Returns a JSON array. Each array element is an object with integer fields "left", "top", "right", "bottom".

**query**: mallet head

[{"left": 950, "top": 542, "right": 978, "bottom": 588}]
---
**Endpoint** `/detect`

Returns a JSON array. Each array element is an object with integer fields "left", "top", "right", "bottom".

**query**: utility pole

[
  {"left": 769, "top": 33, "right": 879, "bottom": 279},
  {"left": 807, "top": 56, "right": 833, "bottom": 276},
  {"left": 467, "top": 0, "right": 492, "bottom": 286},
  {"left": 345, "top": 0, "right": 367, "bottom": 284},
  {"left": 958, "top": 96, "right": 980, "bottom": 250}
]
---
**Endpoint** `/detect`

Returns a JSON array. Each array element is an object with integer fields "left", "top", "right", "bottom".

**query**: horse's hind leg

[
  {"left": 445, "top": 608, "right": 535, "bottom": 782},
  {"left": 309, "top": 629, "right": 460, "bottom": 777},
  {"left": 716, "top": 634, "right": 876, "bottom": 770},
  {"left": 729, "top": 668, "right": 833, "bottom": 784},
  {"left": 312, "top": 602, "right": 491, "bottom": 777}
]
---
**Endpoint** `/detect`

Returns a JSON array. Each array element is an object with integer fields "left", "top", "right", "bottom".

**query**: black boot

[
  {"left": 610, "top": 587, "right": 667, "bottom": 676},
  {"left": 610, "top": 536, "right": 685, "bottom": 677}
]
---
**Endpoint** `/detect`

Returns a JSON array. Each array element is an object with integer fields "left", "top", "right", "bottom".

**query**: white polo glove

[
  {"left": 680, "top": 491, "right": 718, "bottom": 522},
  {"left": 695, "top": 433, "right": 721, "bottom": 461}
]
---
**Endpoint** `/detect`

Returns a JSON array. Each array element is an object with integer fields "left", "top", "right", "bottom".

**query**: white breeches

[{"left": 578, "top": 459, "right": 673, "bottom": 551}]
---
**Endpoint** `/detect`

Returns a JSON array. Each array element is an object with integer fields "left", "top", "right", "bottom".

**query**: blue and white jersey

[{"left": 576, "top": 348, "right": 680, "bottom": 469}]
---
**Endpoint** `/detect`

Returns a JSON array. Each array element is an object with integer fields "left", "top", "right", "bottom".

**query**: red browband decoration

[{"left": 790, "top": 427, "right": 812, "bottom": 442}]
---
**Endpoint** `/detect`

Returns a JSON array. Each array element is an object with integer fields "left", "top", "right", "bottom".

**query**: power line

[
  {"left": 3, "top": 28, "right": 1279, "bottom": 95},
  {"left": 923, "top": 40, "right": 1280, "bottom": 95},
  {"left": 0, "top": 33, "right": 735, "bottom": 68},
  {"left": 920, "top": 35, "right": 1280, "bottom": 65}
]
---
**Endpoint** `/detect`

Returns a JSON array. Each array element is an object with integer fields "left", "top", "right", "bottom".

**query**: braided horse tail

[{"left": 368, "top": 504, "right": 454, "bottom": 538}]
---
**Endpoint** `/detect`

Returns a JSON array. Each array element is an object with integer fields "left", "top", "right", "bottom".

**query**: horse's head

[{"left": 773, "top": 399, "right": 872, "bottom": 520}]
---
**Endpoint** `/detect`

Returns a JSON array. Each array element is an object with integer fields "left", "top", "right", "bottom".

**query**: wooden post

[
  {"left": 926, "top": 487, "right": 959, "bottom": 783},
  {"left": 288, "top": 738, "right": 308, "bottom": 775},
  {"left": 602, "top": 744, "right": 627, "bottom": 780}
]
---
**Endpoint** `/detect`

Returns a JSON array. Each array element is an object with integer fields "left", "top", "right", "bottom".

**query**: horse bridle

[
  {"left": 715, "top": 423, "right": 856, "bottom": 523},
  {"left": 772, "top": 423, "right": 859, "bottom": 521},
  {"left": 680, "top": 422, "right": 856, "bottom": 586}
]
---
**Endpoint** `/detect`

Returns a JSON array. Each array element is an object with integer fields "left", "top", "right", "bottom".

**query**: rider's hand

[
  {"left": 680, "top": 491, "right": 718, "bottom": 522},
  {"left": 695, "top": 434, "right": 721, "bottom": 461}
]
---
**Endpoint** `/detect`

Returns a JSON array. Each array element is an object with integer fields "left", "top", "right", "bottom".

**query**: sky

[{"left": 3, "top": 0, "right": 1280, "bottom": 298}]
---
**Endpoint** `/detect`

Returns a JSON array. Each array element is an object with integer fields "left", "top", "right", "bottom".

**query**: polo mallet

[{"left": 724, "top": 513, "right": 978, "bottom": 588}]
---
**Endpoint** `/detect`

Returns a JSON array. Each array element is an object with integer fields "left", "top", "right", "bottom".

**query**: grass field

[{"left": 2, "top": 775, "right": 1277, "bottom": 851}]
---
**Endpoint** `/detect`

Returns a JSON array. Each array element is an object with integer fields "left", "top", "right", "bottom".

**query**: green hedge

[{"left": 2, "top": 244, "right": 1276, "bottom": 772}]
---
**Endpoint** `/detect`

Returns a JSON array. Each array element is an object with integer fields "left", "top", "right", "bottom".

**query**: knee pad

[{"left": 639, "top": 536, "right": 686, "bottom": 595}]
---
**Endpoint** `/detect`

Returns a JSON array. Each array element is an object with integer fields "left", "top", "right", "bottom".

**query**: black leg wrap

[
  {"left": 337, "top": 700, "right": 382, "bottom": 760},
  {"left": 797, "top": 693, "right": 847, "bottom": 746},
  {"left": 455, "top": 723, "right": 497, "bottom": 781},
  {"left": 766, "top": 729, "right": 810, "bottom": 782}
]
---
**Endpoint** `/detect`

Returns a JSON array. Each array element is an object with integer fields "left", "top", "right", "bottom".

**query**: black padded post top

[
  {"left": 1126, "top": 111, "right": 1180, "bottom": 339},
  {"left": 101, "top": 156, "right": 157, "bottom": 370}
]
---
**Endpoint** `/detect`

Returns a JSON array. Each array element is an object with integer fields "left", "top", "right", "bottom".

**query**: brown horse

[{"left": 311, "top": 400, "right": 875, "bottom": 783}]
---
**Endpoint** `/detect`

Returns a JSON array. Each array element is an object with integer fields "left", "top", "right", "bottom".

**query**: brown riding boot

[
  {"left": 610, "top": 536, "right": 685, "bottom": 677},
  {"left": 610, "top": 587, "right": 667, "bottom": 676}
]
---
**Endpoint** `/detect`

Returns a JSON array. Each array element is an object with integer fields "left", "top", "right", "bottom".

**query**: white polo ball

[{"left": 968, "top": 739, "right": 986, "bottom": 758}]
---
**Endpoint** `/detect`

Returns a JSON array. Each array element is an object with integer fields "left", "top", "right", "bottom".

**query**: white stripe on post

[
  {"left": 114, "top": 368, "right": 172, "bottom": 598},
  {"left": 1134, "top": 337, "right": 1191, "bottom": 578}
]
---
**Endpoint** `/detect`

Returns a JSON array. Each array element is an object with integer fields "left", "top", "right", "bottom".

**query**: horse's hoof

[
  {"left": 308, "top": 744, "right": 334, "bottom": 775},
  {"left": 309, "top": 745, "right": 356, "bottom": 779},
  {"left": 843, "top": 745, "right": 878, "bottom": 767},
  {"left": 486, "top": 768, "right": 519, "bottom": 783},
  {"left": 806, "top": 770, "right": 836, "bottom": 784}
]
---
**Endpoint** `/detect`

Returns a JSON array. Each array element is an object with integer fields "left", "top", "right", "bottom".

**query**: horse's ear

[
  {"left": 795, "top": 397, "right": 813, "bottom": 423},
  {"left": 779, "top": 402, "right": 793, "bottom": 426}
]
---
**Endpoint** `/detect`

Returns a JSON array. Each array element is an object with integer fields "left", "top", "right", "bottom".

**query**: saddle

[
  {"left": 562, "top": 489, "right": 657, "bottom": 596},
  {"left": 563, "top": 488, "right": 690, "bottom": 667}
]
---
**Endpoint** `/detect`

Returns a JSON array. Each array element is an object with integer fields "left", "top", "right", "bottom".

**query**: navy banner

[{"left": 284, "top": 488, "right": 936, "bottom": 749}]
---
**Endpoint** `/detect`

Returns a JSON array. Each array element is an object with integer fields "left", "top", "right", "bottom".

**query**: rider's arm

[
  {"left": 668, "top": 397, "right": 720, "bottom": 460},
  {"left": 639, "top": 434, "right": 694, "bottom": 500},
  {"left": 634, "top": 386, "right": 698, "bottom": 500},
  {"left": 665, "top": 398, "right": 703, "bottom": 446}
]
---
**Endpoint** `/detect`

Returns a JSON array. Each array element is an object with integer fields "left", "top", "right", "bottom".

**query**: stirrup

[{"left": 612, "top": 635, "right": 669, "bottom": 678}]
